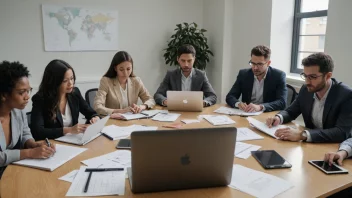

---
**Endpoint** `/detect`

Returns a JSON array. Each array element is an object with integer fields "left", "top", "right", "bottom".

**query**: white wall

[
  {"left": 0, "top": 0, "right": 203, "bottom": 93},
  {"left": 325, "top": 0, "right": 352, "bottom": 87}
]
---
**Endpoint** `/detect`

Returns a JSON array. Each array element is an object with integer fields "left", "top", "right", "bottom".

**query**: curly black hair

[{"left": 0, "top": 61, "right": 30, "bottom": 105}]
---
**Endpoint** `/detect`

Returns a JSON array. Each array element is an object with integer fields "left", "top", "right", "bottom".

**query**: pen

[
  {"left": 45, "top": 138, "right": 51, "bottom": 147},
  {"left": 84, "top": 171, "right": 92, "bottom": 193},
  {"left": 85, "top": 168, "right": 124, "bottom": 172},
  {"left": 101, "top": 133, "right": 113, "bottom": 140}
]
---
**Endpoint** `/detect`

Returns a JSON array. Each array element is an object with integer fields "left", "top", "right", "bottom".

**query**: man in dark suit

[
  {"left": 266, "top": 52, "right": 352, "bottom": 143},
  {"left": 154, "top": 44, "right": 217, "bottom": 106},
  {"left": 226, "top": 45, "right": 287, "bottom": 112}
]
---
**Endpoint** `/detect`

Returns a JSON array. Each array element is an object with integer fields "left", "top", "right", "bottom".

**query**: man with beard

[
  {"left": 226, "top": 45, "right": 287, "bottom": 112},
  {"left": 154, "top": 44, "right": 217, "bottom": 107},
  {"left": 266, "top": 52, "right": 352, "bottom": 143}
]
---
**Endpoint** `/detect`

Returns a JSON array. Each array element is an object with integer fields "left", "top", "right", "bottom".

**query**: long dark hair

[
  {"left": 37, "top": 59, "right": 76, "bottom": 120},
  {"left": 104, "top": 51, "right": 135, "bottom": 78}
]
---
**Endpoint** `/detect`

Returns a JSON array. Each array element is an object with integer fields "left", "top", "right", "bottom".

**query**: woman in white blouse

[{"left": 94, "top": 51, "right": 155, "bottom": 116}]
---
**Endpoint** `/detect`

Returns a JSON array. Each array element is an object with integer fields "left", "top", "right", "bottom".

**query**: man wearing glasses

[
  {"left": 266, "top": 52, "right": 352, "bottom": 143},
  {"left": 226, "top": 45, "right": 287, "bottom": 112}
]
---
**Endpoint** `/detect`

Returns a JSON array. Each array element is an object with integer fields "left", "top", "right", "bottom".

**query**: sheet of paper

[
  {"left": 13, "top": 144, "right": 87, "bottom": 171},
  {"left": 59, "top": 170, "right": 79, "bottom": 183},
  {"left": 214, "top": 106, "right": 263, "bottom": 116},
  {"left": 202, "top": 115, "right": 236, "bottom": 126},
  {"left": 247, "top": 117, "right": 287, "bottom": 138},
  {"left": 152, "top": 113, "right": 181, "bottom": 122},
  {"left": 66, "top": 166, "right": 125, "bottom": 196},
  {"left": 235, "top": 142, "right": 261, "bottom": 159},
  {"left": 236, "top": 127, "right": 264, "bottom": 141},
  {"left": 102, "top": 125, "right": 157, "bottom": 140},
  {"left": 229, "top": 164, "right": 293, "bottom": 198},
  {"left": 141, "top": 110, "right": 168, "bottom": 117},
  {"left": 82, "top": 150, "right": 131, "bottom": 168},
  {"left": 119, "top": 112, "right": 147, "bottom": 120},
  {"left": 181, "top": 119, "right": 201, "bottom": 124}
]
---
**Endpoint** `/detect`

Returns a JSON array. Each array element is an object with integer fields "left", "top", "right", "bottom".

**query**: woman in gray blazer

[{"left": 0, "top": 61, "right": 56, "bottom": 178}]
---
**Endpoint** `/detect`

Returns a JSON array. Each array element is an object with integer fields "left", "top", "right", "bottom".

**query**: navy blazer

[
  {"left": 30, "top": 87, "right": 98, "bottom": 140},
  {"left": 280, "top": 78, "right": 352, "bottom": 143},
  {"left": 226, "top": 66, "right": 287, "bottom": 112}
]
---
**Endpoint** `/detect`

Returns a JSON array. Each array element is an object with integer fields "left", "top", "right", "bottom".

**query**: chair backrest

[
  {"left": 26, "top": 112, "right": 31, "bottom": 128},
  {"left": 286, "top": 84, "right": 298, "bottom": 107},
  {"left": 85, "top": 88, "right": 98, "bottom": 109}
]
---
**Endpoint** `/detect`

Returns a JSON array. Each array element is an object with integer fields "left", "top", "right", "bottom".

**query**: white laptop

[
  {"left": 167, "top": 91, "right": 203, "bottom": 112},
  {"left": 55, "top": 116, "right": 110, "bottom": 145}
]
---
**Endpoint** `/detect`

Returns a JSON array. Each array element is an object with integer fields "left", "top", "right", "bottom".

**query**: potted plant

[{"left": 163, "top": 22, "right": 214, "bottom": 70}]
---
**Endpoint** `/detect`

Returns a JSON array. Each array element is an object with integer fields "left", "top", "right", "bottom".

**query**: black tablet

[
  {"left": 251, "top": 150, "right": 292, "bottom": 169},
  {"left": 309, "top": 160, "right": 348, "bottom": 174}
]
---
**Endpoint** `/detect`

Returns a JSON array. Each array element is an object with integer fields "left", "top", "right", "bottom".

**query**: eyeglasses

[
  {"left": 300, "top": 73, "right": 324, "bottom": 81},
  {"left": 249, "top": 61, "right": 268, "bottom": 68},
  {"left": 16, "top": 88, "right": 33, "bottom": 96}
]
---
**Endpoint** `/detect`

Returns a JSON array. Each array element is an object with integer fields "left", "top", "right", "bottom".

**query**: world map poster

[{"left": 42, "top": 5, "right": 118, "bottom": 51}]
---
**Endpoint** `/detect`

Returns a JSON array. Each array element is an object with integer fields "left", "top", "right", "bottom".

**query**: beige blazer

[{"left": 94, "top": 76, "right": 155, "bottom": 115}]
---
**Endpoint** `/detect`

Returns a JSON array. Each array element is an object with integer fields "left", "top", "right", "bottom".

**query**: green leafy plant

[{"left": 163, "top": 22, "right": 214, "bottom": 70}]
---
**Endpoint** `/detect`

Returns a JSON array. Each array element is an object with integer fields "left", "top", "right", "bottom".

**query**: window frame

[{"left": 290, "top": 0, "right": 328, "bottom": 73}]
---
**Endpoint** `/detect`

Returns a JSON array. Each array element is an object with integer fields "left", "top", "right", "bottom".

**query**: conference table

[{"left": 2, "top": 104, "right": 352, "bottom": 198}]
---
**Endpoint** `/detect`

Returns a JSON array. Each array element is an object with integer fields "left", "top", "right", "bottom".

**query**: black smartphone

[
  {"left": 116, "top": 139, "right": 131, "bottom": 149},
  {"left": 251, "top": 150, "right": 292, "bottom": 169},
  {"left": 309, "top": 160, "right": 348, "bottom": 174}
]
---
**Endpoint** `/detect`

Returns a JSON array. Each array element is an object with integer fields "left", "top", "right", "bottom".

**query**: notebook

[
  {"left": 55, "top": 116, "right": 110, "bottom": 145},
  {"left": 246, "top": 117, "right": 287, "bottom": 138},
  {"left": 13, "top": 144, "right": 87, "bottom": 171}
]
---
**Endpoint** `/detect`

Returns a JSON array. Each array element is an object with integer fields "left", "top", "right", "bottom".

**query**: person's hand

[
  {"left": 244, "top": 103, "right": 262, "bottom": 112},
  {"left": 29, "top": 144, "right": 55, "bottom": 159},
  {"left": 266, "top": 116, "right": 281, "bottom": 128},
  {"left": 238, "top": 102, "right": 247, "bottom": 111},
  {"left": 70, "top": 124, "right": 89, "bottom": 134},
  {"left": 35, "top": 141, "right": 56, "bottom": 152},
  {"left": 131, "top": 104, "right": 146, "bottom": 114},
  {"left": 274, "top": 127, "right": 303, "bottom": 141},
  {"left": 90, "top": 116, "right": 100, "bottom": 124},
  {"left": 110, "top": 113, "right": 124, "bottom": 120},
  {"left": 163, "top": 100, "right": 168, "bottom": 107},
  {"left": 324, "top": 151, "right": 348, "bottom": 166}
]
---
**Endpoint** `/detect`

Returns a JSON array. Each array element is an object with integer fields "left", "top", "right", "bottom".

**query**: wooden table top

[{"left": 1, "top": 104, "right": 352, "bottom": 198}]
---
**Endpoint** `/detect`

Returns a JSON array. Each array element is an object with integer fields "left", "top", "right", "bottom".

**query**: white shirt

[
  {"left": 251, "top": 69, "right": 268, "bottom": 104},
  {"left": 61, "top": 102, "right": 72, "bottom": 127},
  {"left": 181, "top": 69, "right": 194, "bottom": 91},
  {"left": 119, "top": 85, "right": 129, "bottom": 109}
]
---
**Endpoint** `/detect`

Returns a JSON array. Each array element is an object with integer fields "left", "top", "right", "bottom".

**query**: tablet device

[
  {"left": 251, "top": 150, "right": 292, "bottom": 169},
  {"left": 116, "top": 139, "right": 131, "bottom": 149},
  {"left": 308, "top": 160, "right": 348, "bottom": 174}
]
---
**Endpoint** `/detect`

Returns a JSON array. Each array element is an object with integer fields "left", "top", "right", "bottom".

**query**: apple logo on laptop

[
  {"left": 180, "top": 154, "right": 191, "bottom": 165},
  {"left": 183, "top": 99, "right": 188, "bottom": 104}
]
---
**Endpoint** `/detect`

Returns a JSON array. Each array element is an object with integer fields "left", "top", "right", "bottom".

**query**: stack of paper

[
  {"left": 141, "top": 110, "right": 168, "bottom": 117},
  {"left": 119, "top": 112, "right": 148, "bottom": 120},
  {"left": 214, "top": 106, "right": 263, "bottom": 116},
  {"left": 181, "top": 119, "right": 200, "bottom": 124},
  {"left": 82, "top": 150, "right": 131, "bottom": 168},
  {"left": 229, "top": 164, "right": 293, "bottom": 197},
  {"left": 247, "top": 117, "right": 288, "bottom": 139},
  {"left": 236, "top": 127, "right": 264, "bottom": 141},
  {"left": 152, "top": 113, "right": 181, "bottom": 122},
  {"left": 66, "top": 166, "right": 125, "bottom": 196},
  {"left": 202, "top": 115, "right": 236, "bottom": 126},
  {"left": 235, "top": 142, "right": 261, "bottom": 159},
  {"left": 101, "top": 124, "right": 158, "bottom": 140},
  {"left": 13, "top": 144, "right": 87, "bottom": 171}
]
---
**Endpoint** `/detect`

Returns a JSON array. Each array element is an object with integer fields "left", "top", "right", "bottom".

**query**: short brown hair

[
  {"left": 302, "top": 52, "right": 334, "bottom": 73},
  {"left": 251, "top": 45, "right": 271, "bottom": 60},
  {"left": 177, "top": 44, "right": 196, "bottom": 57}
]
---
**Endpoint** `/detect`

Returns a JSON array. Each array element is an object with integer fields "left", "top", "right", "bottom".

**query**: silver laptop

[
  {"left": 55, "top": 116, "right": 110, "bottom": 145},
  {"left": 127, "top": 127, "right": 237, "bottom": 193},
  {"left": 167, "top": 91, "right": 203, "bottom": 112}
]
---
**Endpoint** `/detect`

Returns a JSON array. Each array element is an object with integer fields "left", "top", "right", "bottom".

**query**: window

[{"left": 291, "top": 0, "right": 329, "bottom": 73}]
